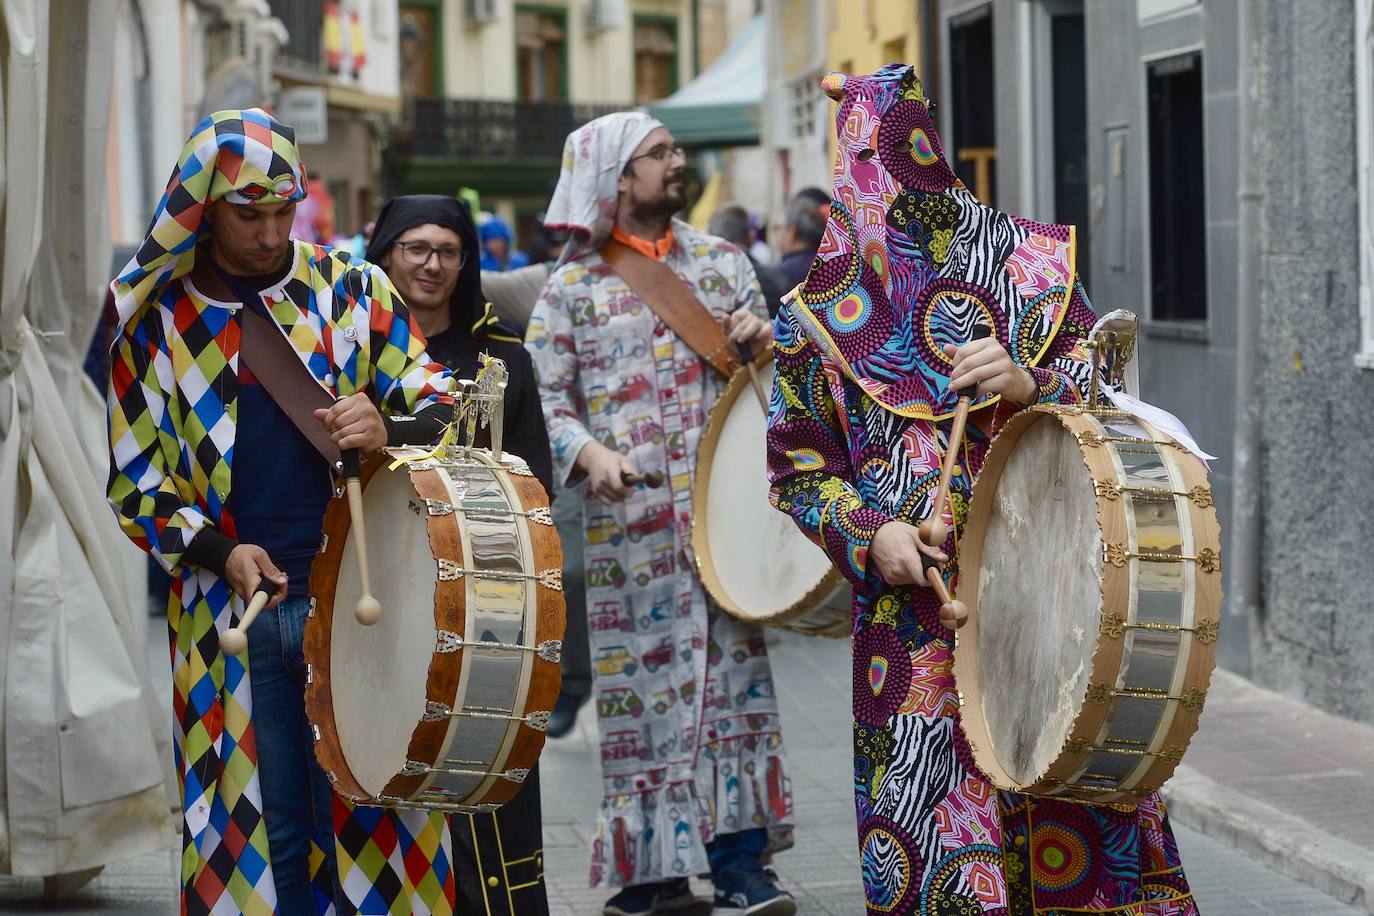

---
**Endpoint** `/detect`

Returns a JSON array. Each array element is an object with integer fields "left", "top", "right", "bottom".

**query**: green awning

[{"left": 649, "top": 16, "right": 762, "bottom": 147}]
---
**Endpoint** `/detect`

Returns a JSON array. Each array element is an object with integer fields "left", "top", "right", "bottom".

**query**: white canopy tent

[{"left": 1, "top": 0, "right": 173, "bottom": 890}]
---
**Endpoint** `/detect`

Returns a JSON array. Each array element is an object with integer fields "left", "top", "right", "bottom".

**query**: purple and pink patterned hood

[{"left": 789, "top": 64, "right": 1079, "bottom": 420}]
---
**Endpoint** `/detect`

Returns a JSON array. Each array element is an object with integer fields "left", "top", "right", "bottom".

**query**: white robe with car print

[{"left": 525, "top": 220, "right": 795, "bottom": 888}]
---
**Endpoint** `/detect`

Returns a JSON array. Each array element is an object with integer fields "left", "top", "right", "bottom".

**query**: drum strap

[
  {"left": 239, "top": 307, "right": 342, "bottom": 465},
  {"left": 602, "top": 239, "right": 741, "bottom": 379},
  {"left": 200, "top": 261, "right": 342, "bottom": 466}
]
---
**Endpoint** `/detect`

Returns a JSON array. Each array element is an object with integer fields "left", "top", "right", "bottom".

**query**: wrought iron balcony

[
  {"left": 268, "top": 0, "right": 325, "bottom": 77},
  {"left": 401, "top": 97, "right": 627, "bottom": 161}
]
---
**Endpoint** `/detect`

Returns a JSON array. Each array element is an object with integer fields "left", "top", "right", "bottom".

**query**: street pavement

[
  {"left": 0, "top": 628, "right": 1362, "bottom": 914},
  {"left": 1165, "top": 668, "right": 1374, "bottom": 912}
]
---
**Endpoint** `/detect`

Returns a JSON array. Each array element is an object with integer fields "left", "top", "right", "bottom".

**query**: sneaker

[
  {"left": 547, "top": 690, "right": 588, "bottom": 739},
  {"left": 603, "top": 878, "right": 698, "bottom": 916},
  {"left": 712, "top": 864, "right": 796, "bottom": 916}
]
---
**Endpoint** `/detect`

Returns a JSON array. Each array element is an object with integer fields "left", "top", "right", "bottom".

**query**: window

[
  {"left": 947, "top": 9, "right": 997, "bottom": 204},
  {"left": 1050, "top": 11, "right": 1088, "bottom": 275},
  {"left": 633, "top": 17, "right": 678, "bottom": 105},
  {"left": 1357, "top": 0, "right": 1374, "bottom": 366},
  {"left": 1145, "top": 52, "right": 1206, "bottom": 322},
  {"left": 516, "top": 7, "right": 567, "bottom": 102}
]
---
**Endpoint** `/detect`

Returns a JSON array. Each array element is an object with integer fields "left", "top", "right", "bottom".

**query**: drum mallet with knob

[
  {"left": 340, "top": 448, "right": 382, "bottom": 626},
  {"left": 620, "top": 469, "right": 666, "bottom": 488},
  {"left": 919, "top": 324, "right": 993, "bottom": 549},
  {"left": 219, "top": 579, "right": 276, "bottom": 656},
  {"left": 919, "top": 551, "right": 970, "bottom": 630}
]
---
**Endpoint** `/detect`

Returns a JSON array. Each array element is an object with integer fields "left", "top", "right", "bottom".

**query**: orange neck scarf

[{"left": 610, "top": 225, "right": 674, "bottom": 261}]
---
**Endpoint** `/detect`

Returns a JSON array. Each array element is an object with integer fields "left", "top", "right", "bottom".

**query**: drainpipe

[
  {"left": 691, "top": 0, "right": 700, "bottom": 76},
  {"left": 920, "top": 0, "right": 937, "bottom": 94},
  {"left": 130, "top": 0, "right": 156, "bottom": 228},
  {"left": 1230, "top": 0, "right": 1264, "bottom": 673}
]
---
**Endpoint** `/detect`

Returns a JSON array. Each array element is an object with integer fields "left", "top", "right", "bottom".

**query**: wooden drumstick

[
  {"left": 919, "top": 324, "right": 993, "bottom": 548},
  {"left": 341, "top": 448, "right": 382, "bottom": 626},
  {"left": 620, "top": 468, "right": 666, "bottom": 489},
  {"left": 737, "top": 341, "right": 769, "bottom": 410},
  {"left": 219, "top": 579, "right": 276, "bottom": 656},
  {"left": 918, "top": 551, "right": 969, "bottom": 630}
]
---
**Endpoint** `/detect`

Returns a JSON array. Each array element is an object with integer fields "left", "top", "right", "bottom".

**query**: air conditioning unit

[
  {"left": 585, "top": 0, "right": 624, "bottom": 33},
  {"left": 466, "top": 0, "right": 500, "bottom": 24}
]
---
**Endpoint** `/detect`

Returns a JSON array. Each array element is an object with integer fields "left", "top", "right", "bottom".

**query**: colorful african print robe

[
  {"left": 108, "top": 240, "right": 459, "bottom": 915},
  {"left": 765, "top": 64, "right": 1198, "bottom": 915},
  {"left": 525, "top": 220, "right": 795, "bottom": 888}
]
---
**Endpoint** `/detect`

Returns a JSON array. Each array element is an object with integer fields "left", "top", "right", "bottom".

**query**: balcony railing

[
  {"left": 268, "top": 0, "right": 324, "bottom": 77},
  {"left": 401, "top": 97, "right": 627, "bottom": 161}
]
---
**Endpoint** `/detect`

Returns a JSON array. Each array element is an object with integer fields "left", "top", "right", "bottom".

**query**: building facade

[
  {"left": 107, "top": 0, "right": 401, "bottom": 249},
  {"left": 385, "top": 0, "right": 697, "bottom": 241},
  {"left": 107, "top": 0, "right": 288, "bottom": 247},
  {"left": 267, "top": 0, "right": 403, "bottom": 240}
]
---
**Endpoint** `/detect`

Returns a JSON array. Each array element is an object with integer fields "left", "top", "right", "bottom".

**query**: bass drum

[
  {"left": 304, "top": 448, "right": 564, "bottom": 813},
  {"left": 954, "top": 405, "right": 1221, "bottom": 804},
  {"left": 693, "top": 357, "right": 851, "bottom": 638}
]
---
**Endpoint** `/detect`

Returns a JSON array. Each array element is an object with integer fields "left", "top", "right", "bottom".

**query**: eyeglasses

[
  {"left": 626, "top": 145, "right": 687, "bottom": 167},
  {"left": 395, "top": 240, "right": 466, "bottom": 271}
]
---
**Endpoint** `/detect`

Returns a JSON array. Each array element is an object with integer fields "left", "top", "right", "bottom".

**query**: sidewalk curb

[{"left": 1165, "top": 765, "right": 1374, "bottom": 913}]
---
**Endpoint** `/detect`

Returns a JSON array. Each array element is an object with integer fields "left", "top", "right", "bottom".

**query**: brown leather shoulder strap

[
  {"left": 238, "top": 305, "right": 341, "bottom": 465},
  {"left": 601, "top": 239, "right": 739, "bottom": 379}
]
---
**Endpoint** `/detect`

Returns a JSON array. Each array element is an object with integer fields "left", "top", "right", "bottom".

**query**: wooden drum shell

[
  {"left": 953, "top": 405, "right": 1221, "bottom": 805},
  {"left": 304, "top": 450, "right": 564, "bottom": 813}
]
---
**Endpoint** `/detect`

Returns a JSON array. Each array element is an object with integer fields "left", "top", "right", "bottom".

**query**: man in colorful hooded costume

[
  {"left": 107, "top": 109, "right": 461, "bottom": 914},
  {"left": 765, "top": 68, "right": 1198, "bottom": 915},
  {"left": 525, "top": 112, "right": 796, "bottom": 916}
]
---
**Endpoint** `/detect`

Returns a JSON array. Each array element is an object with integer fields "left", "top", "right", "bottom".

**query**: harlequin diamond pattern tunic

[{"left": 109, "top": 240, "right": 459, "bottom": 914}]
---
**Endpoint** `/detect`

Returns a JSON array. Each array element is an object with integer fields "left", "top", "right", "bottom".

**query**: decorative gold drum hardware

[
  {"left": 952, "top": 404, "right": 1222, "bottom": 804},
  {"left": 692, "top": 356, "right": 851, "bottom": 639},
  {"left": 304, "top": 436, "right": 564, "bottom": 814}
]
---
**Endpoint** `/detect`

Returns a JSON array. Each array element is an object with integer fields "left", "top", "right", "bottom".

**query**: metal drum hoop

[
  {"left": 691, "top": 354, "right": 851, "bottom": 639},
  {"left": 952, "top": 404, "right": 1221, "bottom": 805},
  {"left": 303, "top": 449, "right": 564, "bottom": 813}
]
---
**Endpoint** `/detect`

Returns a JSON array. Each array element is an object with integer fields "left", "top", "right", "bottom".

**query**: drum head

[
  {"left": 697, "top": 362, "right": 836, "bottom": 621},
  {"left": 330, "top": 466, "right": 437, "bottom": 798},
  {"left": 976, "top": 415, "right": 1103, "bottom": 786}
]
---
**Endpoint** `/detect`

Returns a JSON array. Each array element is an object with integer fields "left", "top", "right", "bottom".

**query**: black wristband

[
  {"left": 384, "top": 402, "right": 454, "bottom": 447},
  {"left": 184, "top": 527, "right": 238, "bottom": 579}
]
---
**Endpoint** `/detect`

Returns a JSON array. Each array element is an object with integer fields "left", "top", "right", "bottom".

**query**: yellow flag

[{"left": 688, "top": 171, "right": 723, "bottom": 231}]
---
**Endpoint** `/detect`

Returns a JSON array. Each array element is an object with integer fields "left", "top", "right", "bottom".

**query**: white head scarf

[{"left": 543, "top": 111, "right": 664, "bottom": 262}]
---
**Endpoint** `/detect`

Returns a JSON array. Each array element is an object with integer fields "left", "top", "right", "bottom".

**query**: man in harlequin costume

[
  {"left": 765, "top": 67, "right": 1199, "bottom": 915},
  {"left": 107, "top": 109, "right": 461, "bottom": 914},
  {"left": 526, "top": 112, "right": 796, "bottom": 916},
  {"left": 365, "top": 193, "right": 553, "bottom": 916}
]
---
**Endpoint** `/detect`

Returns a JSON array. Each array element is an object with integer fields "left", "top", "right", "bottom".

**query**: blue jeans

[
  {"left": 707, "top": 827, "right": 767, "bottom": 876},
  {"left": 248, "top": 596, "right": 338, "bottom": 914}
]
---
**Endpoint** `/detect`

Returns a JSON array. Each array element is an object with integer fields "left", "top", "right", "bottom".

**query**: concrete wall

[{"left": 1253, "top": 0, "right": 1374, "bottom": 721}]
